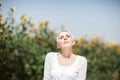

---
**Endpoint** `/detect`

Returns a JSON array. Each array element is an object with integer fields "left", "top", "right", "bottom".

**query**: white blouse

[{"left": 43, "top": 52, "right": 87, "bottom": 80}]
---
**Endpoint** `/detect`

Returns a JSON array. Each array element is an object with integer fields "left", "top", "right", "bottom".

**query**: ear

[
  {"left": 72, "top": 40, "right": 76, "bottom": 46},
  {"left": 57, "top": 43, "right": 60, "bottom": 48}
]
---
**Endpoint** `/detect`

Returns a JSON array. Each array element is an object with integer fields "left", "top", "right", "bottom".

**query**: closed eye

[
  {"left": 66, "top": 34, "right": 70, "bottom": 38},
  {"left": 59, "top": 36, "right": 64, "bottom": 39}
]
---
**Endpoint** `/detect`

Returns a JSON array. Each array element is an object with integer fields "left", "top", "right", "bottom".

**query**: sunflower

[{"left": 3, "top": 35, "right": 9, "bottom": 41}]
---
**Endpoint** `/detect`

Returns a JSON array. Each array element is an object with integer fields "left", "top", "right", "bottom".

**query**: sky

[{"left": 0, "top": 0, "right": 120, "bottom": 44}]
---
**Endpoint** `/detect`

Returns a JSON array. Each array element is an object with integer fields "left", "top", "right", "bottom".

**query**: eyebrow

[
  {"left": 59, "top": 35, "right": 64, "bottom": 38},
  {"left": 59, "top": 34, "right": 70, "bottom": 37}
]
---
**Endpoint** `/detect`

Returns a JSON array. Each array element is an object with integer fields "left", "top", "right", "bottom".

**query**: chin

[{"left": 63, "top": 45, "right": 72, "bottom": 48}]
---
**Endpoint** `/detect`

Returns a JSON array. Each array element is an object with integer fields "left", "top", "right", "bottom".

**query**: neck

[{"left": 61, "top": 47, "right": 72, "bottom": 58}]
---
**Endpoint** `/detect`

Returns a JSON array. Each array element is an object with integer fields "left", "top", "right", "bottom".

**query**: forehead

[{"left": 58, "top": 31, "right": 70, "bottom": 37}]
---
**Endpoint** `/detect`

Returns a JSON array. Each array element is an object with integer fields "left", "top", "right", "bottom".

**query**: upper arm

[
  {"left": 76, "top": 57, "right": 87, "bottom": 80},
  {"left": 43, "top": 52, "right": 53, "bottom": 80}
]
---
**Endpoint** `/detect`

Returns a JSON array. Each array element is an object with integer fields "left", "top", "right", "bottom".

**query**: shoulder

[
  {"left": 45, "top": 52, "right": 58, "bottom": 58},
  {"left": 76, "top": 55, "right": 87, "bottom": 63}
]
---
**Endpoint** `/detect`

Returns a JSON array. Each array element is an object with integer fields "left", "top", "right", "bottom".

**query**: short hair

[{"left": 56, "top": 29, "right": 74, "bottom": 43}]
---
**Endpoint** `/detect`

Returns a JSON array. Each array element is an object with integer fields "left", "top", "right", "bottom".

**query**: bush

[{"left": 0, "top": 4, "right": 120, "bottom": 80}]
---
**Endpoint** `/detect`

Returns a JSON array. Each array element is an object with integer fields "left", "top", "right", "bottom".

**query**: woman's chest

[{"left": 50, "top": 60, "right": 80, "bottom": 79}]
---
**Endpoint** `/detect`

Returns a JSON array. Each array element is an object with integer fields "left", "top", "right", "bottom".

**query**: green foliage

[
  {"left": 74, "top": 37, "right": 120, "bottom": 80},
  {"left": 0, "top": 5, "right": 120, "bottom": 80},
  {"left": 0, "top": 7, "right": 57, "bottom": 80}
]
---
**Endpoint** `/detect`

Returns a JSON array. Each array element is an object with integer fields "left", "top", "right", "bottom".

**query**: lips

[{"left": 64, "top": 41, "right": 69, "bottom": 44}]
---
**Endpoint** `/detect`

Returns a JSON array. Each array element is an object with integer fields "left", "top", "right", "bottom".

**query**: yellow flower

[
  {"left": 45, "top": 20, "right": 49, "bottom": 25},
  {"left": 117, "top": 47, "right": 120, "bottom": 53},
  {"left": 15, "top": 25, "right": 20, "bottom": 30},
  {"left": 41, "top": 41, "right": 47, "bottom": 47},
  {"left": 108, "top": 41, "right": 117, "bottom": 49},
  {"left": 3, "top": 35, "right": 9, "bottom": 41},
  {"left": 30, "top": 22, "right": 35, "bottom": 28},
  {"left": 27, "top": 35, "right": 32, "bottom": 39},
  {"left": 33, "top": 27, "right": 37, "bottom": 33},
  {"left": 0, "top": 2, "right": 2, "bottom": 7},
  {"left": 38, "top": 22, "right": 44, "bottom": 29},
  {"left": 91, "top": 38, "right": 98, "bottom": 43},
  {"left": 15, "top": 26, "right": 20, "bottom": 30},
  {"left": 35, "top": 34, "right": 41, "bottom": 39},
  {"left": 20, "top": 14, "right": 26, "bottom": 20},
  {"left": 79, "top": 37, "right": 84, "bottom": 43},
  {"left": 0, "top": 17, "right": 2, "bottom": 24},
  {"left": 23, "top": 17, "right": 28, "bottom": 25},
  {"left": 0, "top": 14, "right": 2, "bottom": 17},
  {"left": 72, "top": 49, "right": 77, "bottom": 54},
  {"left": 28, "top": 29, "right": 33, "bottom": 33},
  {"left": 10, "top": 7, "right": 16, "bottom": 12},
  {"left": 89, "top": 43, "right": 95, "bottom": 48},
  {"left": 0, "top": 28, "right": 3, "bottom": 33},
  {"left": 20, "top": 14, "right": 28, "bottom": 25},
  {"left": 3, "top": 24, "right": 7, "bottom": 29}
]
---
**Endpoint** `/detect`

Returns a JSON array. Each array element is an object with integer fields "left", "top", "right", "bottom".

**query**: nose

[{"left": 64, "top": 37, "right": 67, "bottom": 40}]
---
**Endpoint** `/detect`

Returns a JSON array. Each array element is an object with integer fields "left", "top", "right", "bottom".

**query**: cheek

[
  {"left": 69, "top": 39, "right": 75, "bottom": 45},
  {"left": 68, "top": 38, "right": 73, "bottom": 43},
  {"left": 58, "top": 40, "right": 65, "bottom": 47},
  {"left": 58, "top": 40, "right": 64, "bottom": 45}
]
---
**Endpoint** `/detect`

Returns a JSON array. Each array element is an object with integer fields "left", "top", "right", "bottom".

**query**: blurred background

[
  {"left": 1, "top": 0, "right": 120, "bottom": 44},
  {"left": 0, "top": 0, "right": 120, "bottom": 80}
]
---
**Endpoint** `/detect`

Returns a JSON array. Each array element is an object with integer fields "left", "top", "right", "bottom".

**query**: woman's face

[{"left": 57, "top": 31, "right": 74, "bottom": 48}]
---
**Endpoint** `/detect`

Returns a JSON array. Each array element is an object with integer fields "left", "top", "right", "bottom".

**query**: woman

[{"left": 43, "top": 29, "right": 87, "bottom": 80}]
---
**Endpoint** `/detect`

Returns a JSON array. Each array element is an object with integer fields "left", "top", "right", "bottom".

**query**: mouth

[{"left": 64, "top": 41, "right": 69, "bottom": 44}]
